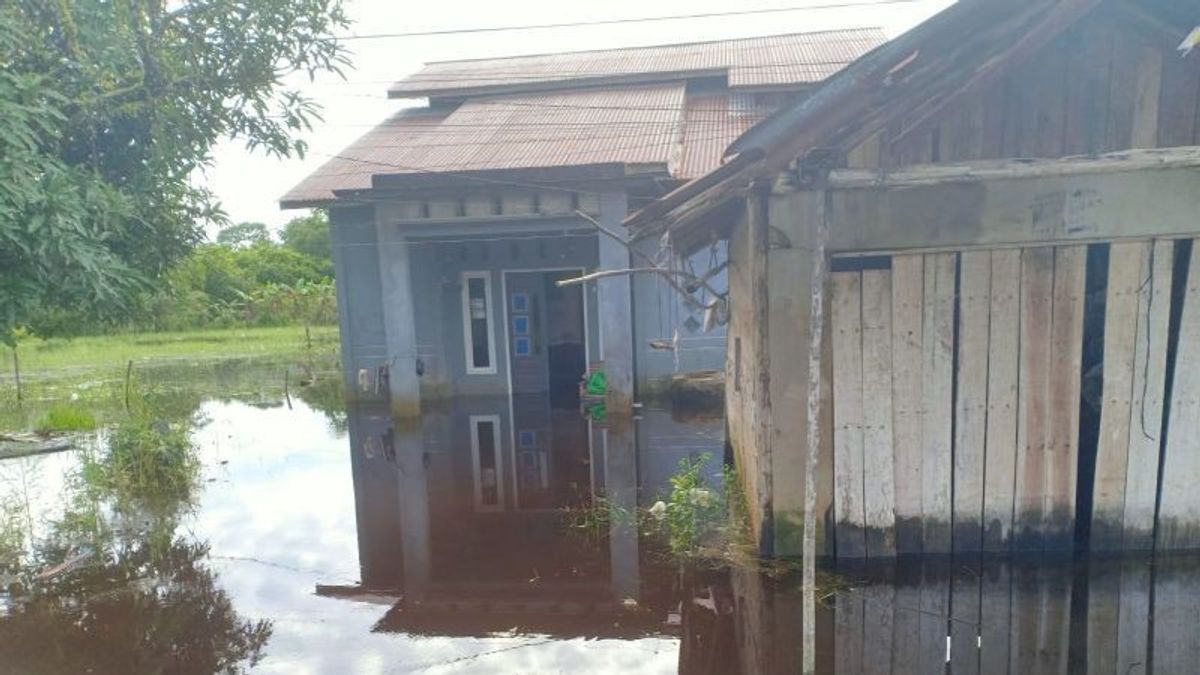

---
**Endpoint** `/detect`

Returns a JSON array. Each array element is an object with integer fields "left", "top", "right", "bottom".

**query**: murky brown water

[{"left": 1, "top": 395, "right": 1197, "bottom": 674}]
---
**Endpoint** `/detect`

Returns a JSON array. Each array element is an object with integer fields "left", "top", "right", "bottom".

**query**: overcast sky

[{"left": 199, "top": 0, "right": 954, "bottom": 235}]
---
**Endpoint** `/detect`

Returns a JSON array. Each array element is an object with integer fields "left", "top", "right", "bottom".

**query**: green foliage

[
  {"left": 281, "top": 210, "right": 333, "bottom": 273},
  {"left": 35, "top": 404, "right": 97, "bottom": 433},
  {"left": 0, "top": 0, "right": 349, "bottom": 336},
  {"left": 216, "top": 222, "right": 271, "bottom": 248},
  {"left": 82, "top": 397, "right": 200, "bottom": 507},
  {"left": 651, "top": 454, "right": 728, "bottom": 560}
]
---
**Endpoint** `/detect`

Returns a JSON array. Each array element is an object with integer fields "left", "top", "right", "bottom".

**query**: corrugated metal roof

[
  {"left": 388, "top": 28, "right": 886, "bottom": 98},
  {"left": 677, "top": 94, "right": 773, "bottom": 179},
  {"left": 282, "top": 85, "right": 692, "bottom": 206}
]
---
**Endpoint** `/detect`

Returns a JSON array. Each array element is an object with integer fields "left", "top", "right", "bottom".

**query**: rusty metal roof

[{"left": 387, "top": 28, "right": 887, "bottom": 98}]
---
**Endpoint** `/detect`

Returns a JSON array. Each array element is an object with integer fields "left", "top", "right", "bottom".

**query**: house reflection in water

[{"left": 343, "top": 396, "right": 723, "bottom": 639}]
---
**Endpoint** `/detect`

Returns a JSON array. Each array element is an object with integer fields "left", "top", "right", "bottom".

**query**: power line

[{"left": 338, "top": 0, "right": 924, "bottom": 40}]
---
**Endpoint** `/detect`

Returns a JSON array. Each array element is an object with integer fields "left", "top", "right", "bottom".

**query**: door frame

[{"left": 501, "top": 266, "right": 590, "bottom": 512}]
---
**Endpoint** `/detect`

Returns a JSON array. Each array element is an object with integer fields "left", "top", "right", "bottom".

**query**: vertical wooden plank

[
  {"left": 1156, "top": 44, "right": 1200, "bottom": 148},
  {"left": 1130, "top": 45, "right": 1163, "bottom": 149},
  {"left": 1152, "top": 556, "right": 1200, "bottom": 672},
  {"left": 1158, "top": 241, "right": 1200, "bottom": 551},
  {"left": 834, "top": 588, "right": 864, "bottom": 675},
  {"left": 1063, "top": 21, "right": 1115, "bottom": 154},
  {"left": 1036, "top": 564, "right": 1073, "bottom": 674},
  {"left": 1106, "top": 32, "right": 1140, "bottom": 152},
  {"left": 1086, "top": 559, "right": 1121, "bottom": 675},
  {"left": 978, "top": 563, "right": 1012, "bottom": 675},
  {"left": 950, "top": 562, "right": 982, "bottom": 675},
  {"left": 861, "top": 583, "right": 894, "bottom": 675},
  {"left": 922, "top": 253, "right": 956, "bottom": 554},
  {"left": 832, "top": 271, "right": 866, "bottom": 559},
  {"left": 918, "top": 563, "right": 950, "bottom": 675},
  {"left": 1045, "top": 245, "right": 1086, "bottom": 551},
  {"left": 955, "top": 251, "right": 991, "bottom": 553},
  {"left": 1091, "top": 242, "right": 1144, "bottom": 552},
  {"left": 1115, "top": 560, "right": 1151, "bottom": 675},
  {"left": 1015, "top": 247, "right": 1054, "bottom": 552},
  {"left": 1123, "top": 240, "right": 1172, "bottom": 550},
  {"left": 892, "top": 571, "right": 922, "bottom": 674},
  {"left": 861, "top": 269, "right": 896, "bottom": 558},
  {"left": 892, "top": 255, "right": 925, "bottom": 556},
  {"left": 1009, "top": 564, "right": 1043, "bottom": 674},
  {"left": 983, "top": 250, "right": 1021, "bottom": 553}
]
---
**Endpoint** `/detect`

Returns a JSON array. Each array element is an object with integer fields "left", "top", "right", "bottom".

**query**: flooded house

[
  {"left": 280, "top": 29, "right": 887, "bottom": 420},
  {"left": 625, "top": 0, "right": 1200, "bottom": 561}
]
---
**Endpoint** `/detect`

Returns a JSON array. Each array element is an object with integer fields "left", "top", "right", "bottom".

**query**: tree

[
  {"left": 216, "top": 222, "right": 271, "bottom": 249},
  {"left": 0, "top": 1, "right": 349, "bottom": 337},
  {"left": 280, "top": 211, "right": 332, "bottom": 269}
]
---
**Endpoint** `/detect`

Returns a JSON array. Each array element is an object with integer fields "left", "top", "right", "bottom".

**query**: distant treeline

[{"left": 31, "top": 212, "right": 337, "bottom": 336}]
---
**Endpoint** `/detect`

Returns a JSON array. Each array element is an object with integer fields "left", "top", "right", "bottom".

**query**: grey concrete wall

[
  {"left": 345, "top": 403, "right": 404, "bottom": 589},
  {"left": 632, "top": 238, "right": 728, "bottom": 395},
  {"left": 382, "top": 218, "right": 600, "bottom": 401},
  {"left": 330, "top": 206, "right": 390, "bottom": 405}
]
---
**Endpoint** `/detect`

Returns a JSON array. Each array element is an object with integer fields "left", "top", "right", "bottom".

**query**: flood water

[{"left": 1, "top": 390, "right": 1198, "bottom": 673}]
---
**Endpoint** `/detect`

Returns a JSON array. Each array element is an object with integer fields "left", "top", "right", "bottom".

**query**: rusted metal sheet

[{"left": 387, "top": 29, "right": 885, "bottom": 98}]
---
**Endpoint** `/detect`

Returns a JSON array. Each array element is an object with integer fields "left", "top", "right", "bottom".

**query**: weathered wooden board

[
  {"left": 834, "top": 587, "right": 864, "bottom": 675},
  {"left": 861, "top": 583, "right": 894, "bottom": 675},
  {"left": 1152, "top": 556, "right": 1200, "bottom": 673},
  {"left": 982, "top": 250, "right": 1022, "bottom": 553},
  {"left": 1045, "top": 245, "right": 1087, "bottom": 551},
  {"left": 922, "top": 253, "right": 956, "bottom": 554},
  {"left": 1085, "top": 560, "right": 1121, "bottom": 675},
  {"left": 955, "top": 251, "right": 991, "bottom": 553},
  {"left": 918, "top": 564, "right": 950, "bottom": 675},
  {"left": 950, "top": 562, "right": 982, "bottom": 675},
  {"left": 1123, "top": 239, "right": 1173, "bottom": 551},
  {"left": 891, "top": 575, "right": 922, "bottom": 673},
  {"left": 1010, "top": 563, "right": 1072, "bottom": 674},
  {"left": 1130, "top": 44, "right": 1163, "bottom": 149},
  {"left": 978, "top": 564, "right": 1012, "bottom": 675},
  {"left": 832, "top": 271, "right": 867, "bottom": 559},
  {"left": 1092, "top": 242, "right": 1144, "bottom": 551},
  {"left": 1115, "top": 560, "right": 1151, "bottom": 675},
  {"left": 891, "top": 255, "right": 925, "bottom": 555},
  {"left": 1158, "top": 241, "right": 1200, "bottom": 551},
  {"left": 861, "top": 269, "right": 896, "bottom": 558},
  {"left": 1015, "top": 247, "right": 1054, "bottom": 551}
]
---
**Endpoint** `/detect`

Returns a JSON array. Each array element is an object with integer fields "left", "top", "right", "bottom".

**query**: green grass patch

[{"left": 34, "top": 404, "right": 98, "bottom": 433}]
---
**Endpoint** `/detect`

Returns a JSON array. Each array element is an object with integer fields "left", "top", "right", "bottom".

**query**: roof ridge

[{"left": 417, "top": 27, "right": 886, "bottom": 67}]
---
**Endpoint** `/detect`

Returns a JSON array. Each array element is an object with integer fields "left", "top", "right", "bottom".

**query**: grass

[
  {"left": 0, "top": 325, "right": 342, "bottom": 432},
  {"left": 0, "top": 325, "right": 338, "bottom": 374},
  {"left": 34, "top": 404, "right": 98, "bottom": 434}
]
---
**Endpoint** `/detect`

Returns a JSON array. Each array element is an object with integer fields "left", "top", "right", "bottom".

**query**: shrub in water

[
  {"left": 83, "top": 405, "right": 199, "bottom": 506},
  {"left": 35, "top": 405, "right": 97, "bottom": 433}
]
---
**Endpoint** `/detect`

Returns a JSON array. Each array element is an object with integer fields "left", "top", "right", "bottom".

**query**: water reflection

[{"left": 3, "top": 388, "right": 1199, "bottom": 674}]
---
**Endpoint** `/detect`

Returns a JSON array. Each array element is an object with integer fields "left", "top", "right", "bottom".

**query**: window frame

[
  {"left": 469, "top": 414, "right": 504, "bottom": 512},
  {"left": 461, "top": 271, "right": 498, "bottom": 375}
]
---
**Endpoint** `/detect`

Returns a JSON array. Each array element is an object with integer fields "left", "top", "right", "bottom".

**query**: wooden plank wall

[
  {"left": 829, "top": 239, "right": 1200, "bottom": 559},
  {"left": 847, "top": 7, "right": 1200, "bottom": 171}
]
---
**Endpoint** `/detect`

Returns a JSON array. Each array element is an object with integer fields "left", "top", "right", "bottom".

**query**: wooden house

[{"left": 625, "top": 0, "right": 1200, "bottom": 559}]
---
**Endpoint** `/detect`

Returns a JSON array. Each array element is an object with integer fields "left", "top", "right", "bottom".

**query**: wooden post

[
  {"left": 802, "top": 187, "right": 830, "bottom": 675},
  {"left": 12, "top": 345, "right": 21, "bottom": 406},
  {"left": 124, "top": 359, "right": 133, "bottom": 412},
  {"left": 747, "top": 184, "right": 773, "bottom": 555}
]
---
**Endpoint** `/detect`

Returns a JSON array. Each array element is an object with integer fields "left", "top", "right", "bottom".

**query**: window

[
  {"left": 519, "top": 430, "right": 537, "bottom": 448},
  {"left": 512, "top": 293, "right": 529, "bottom": 312},
  {"left": 462, "top": 272, "right": 496, "bottom": 374},
  {"left": 514, "top": 337, "right": 532, "bottom": 356},
  {"left": 513, "top": 315, "right": 530, "bottom": 335},
  {"left": 470, "top": 415, "right": 503, "bottom": 511}
]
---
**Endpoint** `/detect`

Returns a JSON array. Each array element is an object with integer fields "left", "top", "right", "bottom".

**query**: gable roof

[
  {"left": 283, "top": 28, "right": 889, "bottom": 209},
  {"left": 387, "top": 28, "right": 887, "bottom": 99},
  {"left": 623, "top": 0, "right": 1112, "bottom": 238}
]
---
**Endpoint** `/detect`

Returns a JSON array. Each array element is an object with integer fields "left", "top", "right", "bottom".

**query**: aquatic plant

[
  {"left": 651, "top": 453, "right": 730, "bottom": 561},
  {"left": 34, "top": 404, "right": 98, "bottom": 433}
]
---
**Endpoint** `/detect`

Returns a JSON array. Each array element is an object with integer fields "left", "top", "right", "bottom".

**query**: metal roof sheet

[{"left": 387, "top": 28, "right": 887, "bottom": 98}]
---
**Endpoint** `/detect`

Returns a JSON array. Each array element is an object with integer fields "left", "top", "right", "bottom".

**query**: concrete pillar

[
  {"left": 395, "top": 421, "right": 431, "bottom": 599},
  {"left": 605, "top": 425, "right": 640, "bottom": 601},
  {"left": 375, "top": 222, "right": 422, "bottom": 418},
  {"left": 597, "top": 191, "right": 635, "bottom": 414}
]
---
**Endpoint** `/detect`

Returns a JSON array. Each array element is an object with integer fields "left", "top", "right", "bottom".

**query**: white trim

[
  {"left": 461, "top": 271, "right": 498, "bottom": 375},
  {"left": 469, "top": 414, "right": 504, "bottom": 512}
]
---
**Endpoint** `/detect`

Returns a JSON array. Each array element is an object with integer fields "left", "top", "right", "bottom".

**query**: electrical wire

[{"left": 338, "top": 0, "right": 924, "bottom": 40}]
